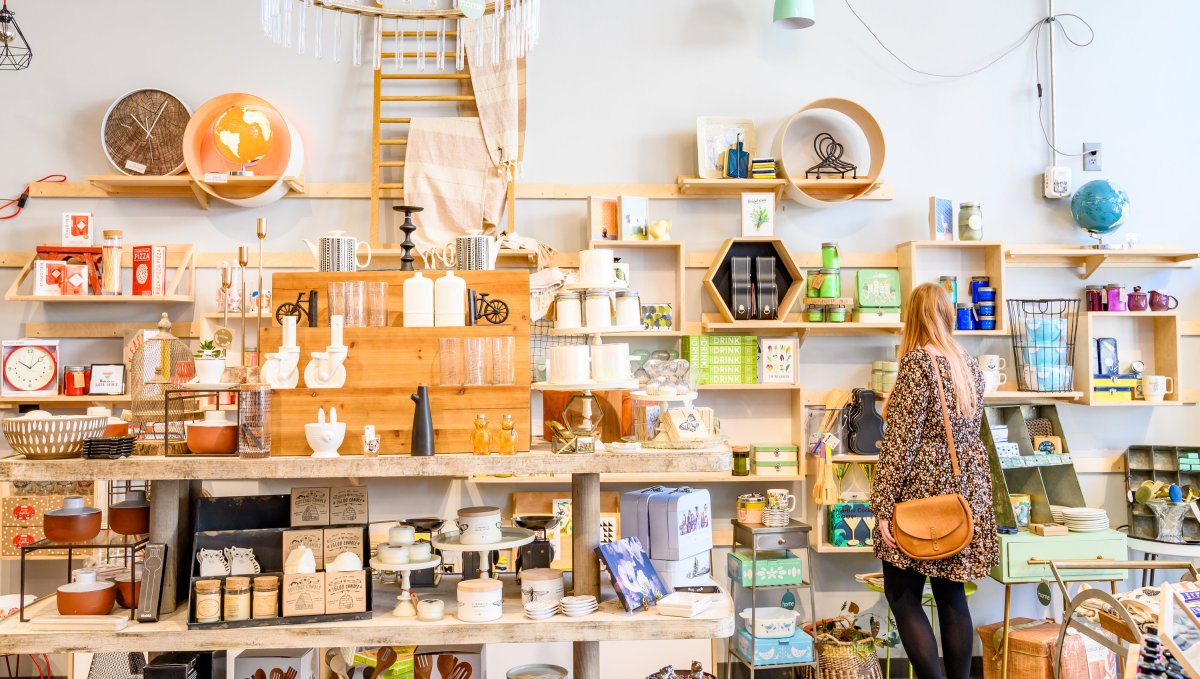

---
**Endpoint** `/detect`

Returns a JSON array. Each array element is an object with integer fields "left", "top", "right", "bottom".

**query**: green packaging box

[
  {"left": 856, "top": 269, "right": 902, "bottom": 307},
  {"left": 727, "top": 550, "right": 805, "bottom": 587}
]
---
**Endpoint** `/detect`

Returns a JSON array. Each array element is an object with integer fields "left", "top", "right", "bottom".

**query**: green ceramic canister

[{"left": 818, "top": 269, "right": 841, "bottom": 298}]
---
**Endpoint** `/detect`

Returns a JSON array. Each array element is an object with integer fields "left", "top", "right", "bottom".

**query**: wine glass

[
  {"left": 844, "top": 516, "right": 863, "bottom": 547},
  {"left": 864, "top": 517, "right": 877, "bottom": 546}
]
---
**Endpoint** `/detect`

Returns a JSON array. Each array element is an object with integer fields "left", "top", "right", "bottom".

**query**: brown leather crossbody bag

[{"left": 892, "top": 352, "right": 974, "bottom": 561}]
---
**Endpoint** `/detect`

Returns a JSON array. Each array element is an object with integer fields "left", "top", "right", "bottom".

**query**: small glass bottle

[
  {"left": 732, "top": 445, "right": 750, "bottom": 477},
  {"left": 252, "top": 575, "right": 279, "bottom": 619},
  {"left": 101, "top": 229, "right": 123, "bottom": 296},
  {"left": 498, "top": 413, "right": 517, "bottom": 455},
  {"left": 223, "top": 576, "right": 251, "bottom": 621},
  {"left": 472, "top": 413, "right": 491, "bottom": 455},
  {"left": 194, "top": 579, "right": 222, "bottom": 623}
]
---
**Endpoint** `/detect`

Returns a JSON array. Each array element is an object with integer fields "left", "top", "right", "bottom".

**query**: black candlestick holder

[{"left": 392, "top": 205, "right": 424, "bottom": 271}]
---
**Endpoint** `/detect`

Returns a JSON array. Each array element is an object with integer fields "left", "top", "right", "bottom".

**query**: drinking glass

[
  {"left": 438, "top": 338, "right": 463, "bottom": 386},
  {"left": 464, "top": 337, "right": 490, "bottom": 386},
  {"left": 344, "top": 281, "right": 365, "bottom": 327},
  {"left": 327, "top": 282, "right": 347, "bottom": 322},
  {"left": 366, "top": 282, "right": 389, "bottom": 327},
  {"left": 490, "top": 336, "right": 515, "bottom": 385}
]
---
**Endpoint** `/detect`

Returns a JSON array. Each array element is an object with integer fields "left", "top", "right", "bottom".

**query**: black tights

[{"left": 882, "top": 561, "right": 974, "bottom": 679}]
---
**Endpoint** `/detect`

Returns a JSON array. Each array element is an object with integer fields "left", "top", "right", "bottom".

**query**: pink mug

[{"left": 1149, "top": 290, "right": 1179, "bottom": 312}]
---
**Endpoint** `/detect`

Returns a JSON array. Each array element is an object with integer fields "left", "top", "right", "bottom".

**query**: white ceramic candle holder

[
  {"left": 303, "top": 315, "right": 348, "bottom": 389},
  {"left": 263, "top": 316, "right": 302, "bottom": 388}
]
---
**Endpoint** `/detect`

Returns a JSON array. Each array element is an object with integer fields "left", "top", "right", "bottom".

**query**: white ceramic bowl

[{"left": 739, "top": 607, "right": 799, "bottom": 639}]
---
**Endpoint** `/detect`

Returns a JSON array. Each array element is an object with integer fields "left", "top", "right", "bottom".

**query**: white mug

[
  {"left": 1143, "top": 375, "right": 1174, "bottom": 402},
  {"left": 766, "top": 489, "right": 797, "bottom": 513},
  {"left": 978, "top": 355, "right": 1006, "bottom": 372},
  {"left": 983, "top": 369, "right": 1007, "bottom": 393}
]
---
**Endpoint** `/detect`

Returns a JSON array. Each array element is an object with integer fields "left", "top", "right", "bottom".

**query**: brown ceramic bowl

[
  {"left": 56, "top": 583, "right": 116, "bottom": 615},
  {"left": 102, "top": 422, "right": 130, "bottom": 438},
  {"left": 186, "top": 422, "right": 238, "bottom": 455},
  {"left": 43, "top": 510, "right": 102, "bottom": 543},
  {"left": 113, "top": 576, "right": 141, "bottom": 609},
  {"left": 110, "top": 505, "right": 149, "bottom": 536}
]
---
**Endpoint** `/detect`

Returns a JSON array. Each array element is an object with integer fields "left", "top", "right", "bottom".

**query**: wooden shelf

[
  {"left": 699, "top": 313, "right": 903, "bottom": 336},
  {"left": 953, "top": 328, "right": 1009, "bottom": 337},
  {"left": 80, "top": 174, "right": 305, "bottom": 210},
  {"left": 789, "top": 178, "right": 893, "bottom": 201},
  {"left": 983, "top": 391, "right": 1083, "bottom": 404},
  {"left": 4, "top": 294, "right": 193, "bottom": 303},
  {"left": 676, "top": 176, "right": 787, "bottom": 199},
  {"left": 587, "top": 240, "right": 683, "bottom": 249},
  {"left": 813, "top": 543, "right": 875, "bottom": 554},
  {"left": 0, "top": 394, "right": 129, "bottom": 405},
  {"left": 0, "top": 588, "right": 734, "bottom": 655},
  {"left": 5, "top": 244, "right": 196, "bottom": 303},
  {"left": 0, "top": 443, "right": 732, "bottom": 482},
  {"left": 468, "top": 472, "right": 776, "bottom": 484},
  {"left": 698, "top": 383, "right": 801, "bottom": 391},
  {"left": 1076, "top": 311, "right": 1181, "bottom": 406},
  {"left": 1006, "top": 245, "right": 1199, "bottom": 279}
]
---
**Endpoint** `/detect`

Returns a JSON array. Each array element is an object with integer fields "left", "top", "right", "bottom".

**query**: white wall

[{"left": 2, "top": 0, "right": 1200, "bottom": 674}]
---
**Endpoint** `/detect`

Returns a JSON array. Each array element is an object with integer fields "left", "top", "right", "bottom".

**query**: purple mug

[{"left": 1150, "top": 290, "right": 1179, "bottom": 312}]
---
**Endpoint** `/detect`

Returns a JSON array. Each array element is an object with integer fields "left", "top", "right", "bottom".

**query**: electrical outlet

[{"left": 1083, "top": 143, "right": 1102, "bottom": 171}]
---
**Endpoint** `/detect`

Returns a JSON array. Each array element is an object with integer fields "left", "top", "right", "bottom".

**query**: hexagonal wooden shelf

[{"left": 702, "top": 238, "right": 804, "bottom": 324}]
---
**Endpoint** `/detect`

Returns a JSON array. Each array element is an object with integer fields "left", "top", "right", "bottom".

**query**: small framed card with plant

[{"left": 740, "top": 192, "right": 775, "bottom": 237}]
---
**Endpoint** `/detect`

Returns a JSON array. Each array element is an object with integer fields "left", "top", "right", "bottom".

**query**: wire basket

[{"left": 1007, "top": 298, "right": 1080, "bottom": 392}]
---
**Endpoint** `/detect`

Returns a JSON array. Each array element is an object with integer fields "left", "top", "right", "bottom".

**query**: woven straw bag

[{"left": 799, "top": 635, "right": 883, "bottom": 679}]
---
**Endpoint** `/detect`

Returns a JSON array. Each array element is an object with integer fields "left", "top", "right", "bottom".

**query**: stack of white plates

[
  {"left": 560, "top": 595, "right": 598, "bottom": 617},
  {"left": 1061, "top": 508, "right": 1109, "bottom": 532},
  {"left": 524, "top": 600, "right": 558, "bottom": 621},
  {"left": 1050, "top": 505, "right": 1069, "bottom": 524}
]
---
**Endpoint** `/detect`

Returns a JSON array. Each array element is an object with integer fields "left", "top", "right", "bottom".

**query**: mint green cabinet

[{"left": 989, "top": 530, "right": 1127, "bottom": 584}]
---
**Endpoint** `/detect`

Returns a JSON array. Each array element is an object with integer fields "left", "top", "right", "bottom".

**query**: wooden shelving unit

[
  {"left": 4, "top": 244, "right": 196, "bottom": 303},
  {"left": 676, "top": 176, "right": 788, "bottom": 200},
  {"left": 0, "top": 394, "right": 129, "bottom": 406},
  {"left": 1074, "top": 311, "right": 1182, "bottom": 406},
  {"left": 1006, "top": 245, "right": 1199, "bottom": 279},
  {"left": 64, "top": 174, "right": 306, "bottom": 210},
  {"left": 898, "top": 240, "right": 1007, "bottom": 333},
  {"left": 699, "top": 313, "right": 903, "bottom": 338},
  {"left": 806, "top": 453, "right": 879, "bottom": 555}
]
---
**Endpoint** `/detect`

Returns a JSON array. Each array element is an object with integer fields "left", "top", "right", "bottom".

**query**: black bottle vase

[{"left": 411, "top": 384, "right": 434, "bottom": 456}]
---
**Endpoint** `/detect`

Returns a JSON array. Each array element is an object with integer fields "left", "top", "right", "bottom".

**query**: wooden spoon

[{"left": 374, "top": 647, "right": 398, "bottom": 679}]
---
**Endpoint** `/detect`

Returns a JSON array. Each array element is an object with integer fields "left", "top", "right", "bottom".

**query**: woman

[{"left": 871, "top": 283, "right": 998, "bottom": 679}]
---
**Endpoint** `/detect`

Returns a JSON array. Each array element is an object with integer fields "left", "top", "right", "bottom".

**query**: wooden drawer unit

[{"left": 990, "top": 530, "right": 1127, "bottom": 584}]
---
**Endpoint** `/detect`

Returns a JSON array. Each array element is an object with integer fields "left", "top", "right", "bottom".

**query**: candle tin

[
  {"left": 956, "top": 303, "right": 975, "bottom": 331},
  {"left": 978, "top": 315, "right": 997, "bottom": 331},
  {"left": 975, "top": 301, "right": 996, "bottom": 317},
  {"left": 737, "top": 493, "right": 766, "bottom": 524}
]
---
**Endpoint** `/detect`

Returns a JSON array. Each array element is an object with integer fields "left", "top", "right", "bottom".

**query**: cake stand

[
  {"left": 369, "top": 555, "right": 443, "bottom": 617},
  {"left": 431, "top": 527, "right": 536, "bottom": 579}
]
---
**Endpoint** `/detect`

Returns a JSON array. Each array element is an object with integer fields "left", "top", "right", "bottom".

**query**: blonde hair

[{"left": 900, "top": 283, "right": 979, "bottom": 419}]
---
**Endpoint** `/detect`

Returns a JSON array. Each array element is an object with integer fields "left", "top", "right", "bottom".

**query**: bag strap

[{"left": 927, "top": 350, "right": 962, "bottom": 478}]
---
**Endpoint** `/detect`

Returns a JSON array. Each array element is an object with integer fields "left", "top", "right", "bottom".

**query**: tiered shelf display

[
  {"left": 4, "top": 244, "right": 196, "bottom": 303},
  {"left": 1074, "top": 312, "right": 1182, "bottom": 406},
  {"left": 587, "top": 240, "right": 685, "bottom": 336},
  {"left": 897, "top": 241, "right": 1007, "bottom": 336}
]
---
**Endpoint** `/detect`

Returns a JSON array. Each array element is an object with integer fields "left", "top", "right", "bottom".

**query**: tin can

[
  {"left": 818, "top": 269, "right": 841, "bottom": 298},
  {"left": 956, "top": 303, "right": 975, "bottom": 331},
  {"left": 821, "top": 242, "right": 840, "bottom": 270},
  {"left": 737, "top": 493, "right": 766, "bottom": 524},
  {"left": 939, "top": 276, "right": 958, "bottom": 305}
]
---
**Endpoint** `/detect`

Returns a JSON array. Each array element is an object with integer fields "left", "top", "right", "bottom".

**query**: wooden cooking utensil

[{"left": 811, "top": 389, "right": 848, "bottom": 504}]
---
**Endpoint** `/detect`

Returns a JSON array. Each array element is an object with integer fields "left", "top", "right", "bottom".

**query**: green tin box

[
  {"left": 856, "top": 269, "right": 902, "bottom": 308},
  {"left": 727, "top": 549, "right": 804, "bottom": 587}
]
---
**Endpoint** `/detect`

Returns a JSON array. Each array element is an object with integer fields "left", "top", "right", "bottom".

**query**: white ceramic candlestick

[
  {"left": 263, "top": 315, "right": 301, "bottom": 389},
  {"left": 302, "top": 315, "right": 348, "bottom": 388}
]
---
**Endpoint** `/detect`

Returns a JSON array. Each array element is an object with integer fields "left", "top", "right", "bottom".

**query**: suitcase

[
  {"left": 755, "top": 256, "right": 779, "bottom": 320},
  {"left": 651, "top": 553, "right": 714, "bottom": 590},
  {"left": 731, "top": 256, "right": 753, "bottom": 320},
  {"left": 647, "top": 486, "right": 713, "bottom": 561},
  {"left": 620, "top": 486, "right": 671, "bottom": 553}
]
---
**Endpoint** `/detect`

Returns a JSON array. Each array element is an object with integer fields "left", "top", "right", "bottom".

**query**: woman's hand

[{"left": 879, "top": 519, "right": 897, "bottom": 549}]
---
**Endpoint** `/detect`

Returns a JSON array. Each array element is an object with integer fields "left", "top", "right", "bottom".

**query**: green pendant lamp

[{"left": 773, "top": 0, "right": 816, "bottom": 29}]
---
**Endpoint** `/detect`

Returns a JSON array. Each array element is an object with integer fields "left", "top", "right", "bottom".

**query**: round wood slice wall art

[{"left": 102, "top": 89, "right": 192, "bottom": 176}]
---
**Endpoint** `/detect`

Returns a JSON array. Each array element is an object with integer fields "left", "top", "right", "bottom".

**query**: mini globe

[
  {"left": 1070, "top": 179, "right": 1130, "bottom": 246},
  {"left": 211, "top": 105, "right": 273, "bottom": 170}
]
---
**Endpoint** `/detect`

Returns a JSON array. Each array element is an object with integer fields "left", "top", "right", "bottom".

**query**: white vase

[
  {"left": 434, "top": 271, "right": 466, "bottom": 327},
  {"left": 403, "top": 272, "right": 434, "bottom": 327},
  {"left": 194, "top": 357, "right": 227, "bottom": 384}
]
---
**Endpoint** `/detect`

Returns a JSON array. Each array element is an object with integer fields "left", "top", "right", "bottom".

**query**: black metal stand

[
  {"left": 392, "top": 205, "right": 424, "bottom": 271},
  {"left": 20, "top": 533, "right": 149, "bottom": 622}
]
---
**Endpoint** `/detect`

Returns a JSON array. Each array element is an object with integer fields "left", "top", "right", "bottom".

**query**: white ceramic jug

[{"left": 303, "top": 230, "right": 372, "bottom": 272}]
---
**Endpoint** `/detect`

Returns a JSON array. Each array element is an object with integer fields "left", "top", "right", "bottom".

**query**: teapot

[{"left": 303, "top": 230, "right": 372, "bottom": 272}]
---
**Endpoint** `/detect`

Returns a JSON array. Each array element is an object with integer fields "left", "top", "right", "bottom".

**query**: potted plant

[
  {"left": 193, "top": 340, "right": 226, "bottom": 384},
  {"left": 802, "top": 601, "right": 896, "bottom": 679}
]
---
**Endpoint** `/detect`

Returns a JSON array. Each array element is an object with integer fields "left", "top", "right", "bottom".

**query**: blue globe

[{"left": 1070, "top": 179, "right": 1130, "bottom": 237}]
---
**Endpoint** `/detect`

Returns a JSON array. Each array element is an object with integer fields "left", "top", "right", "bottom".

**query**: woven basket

[
  {"left": 3, "top": 415, "right": 107, "bottom": 460},
  {"left": 801, "top": 635, "right": 883, "bottom": 679}
]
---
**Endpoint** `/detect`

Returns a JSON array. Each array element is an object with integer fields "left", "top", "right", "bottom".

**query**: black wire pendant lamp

[{"left": 0, "top": 0, "right": 31, "bottom": 71}]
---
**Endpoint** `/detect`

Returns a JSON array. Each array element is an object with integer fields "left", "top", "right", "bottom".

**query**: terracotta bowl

[
  {"left": 113, "top": 576, "right": 141, "bottom": 609},
  {"left": 186, "top": 422, "right": 238, "bottom": 455},
  {"left": 56, "top": 583, "right": 115, "bottom": 616},
  {"left": 103, "top": 422, "right": 130, "bottom": 438},
  {"left": 110, "top": 505, "right": 149, "bottom": 536},
  {"left": 44, "top": 510, "right": 101, "bottom": 543}
]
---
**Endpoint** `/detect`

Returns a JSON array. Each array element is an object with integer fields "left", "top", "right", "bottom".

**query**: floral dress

[{"left": 870, "top": 350, "right": 999, "bottom": 582}]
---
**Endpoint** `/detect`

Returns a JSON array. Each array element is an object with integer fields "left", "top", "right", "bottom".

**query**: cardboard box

[
  {"left": 282, "top": 528, "right": 324, "bottom": 570},
  {"left": 734, "top": 629, "right": 813, "bottom": 666},
  {"left": 2, "top": 524, "right": 43, "bottom": 557},
  {"left": 33, "top": 260, "right": 65, "bottom": 296},
  {"left": 131, "top": 245, "right": 167, "bottom": 297},
  {"left": 329, "top": 486, "right": 369, "bottom": 524},
  {"left": 727, "top": 550, "right": 804, "bottom": 587},
  {"left": 290, "top": 487, "right": 330, "bottom": 527},
  {"left": 61, "top": 213, "right": 93, "bottom": 246},
  {"left": 234, "top": 649, "right": 314, "bottom": 679},
  {"left": 323, "top": 526, "right": 364, "bottom": 566},
  {"left": 651, "top": 552, "right": 714, "bottom": 590},
  {"left": 829, "top": 502, "right": 873, "bottom": 547},
  {"left": 282, "top": 572, "right": 325, "bottom": 617},
  {"left": 62, "top": 264, "right": 88, "bottom": 295},
  {"left": 976, "top": 617, "right": 1094, "bottom": 679},
  {"left": 324, "top": 570, "right": 368, "bottom": 614},
  {"left": 1031, "top": 523, "right": 1068, "bottom": 537},
  {"left": 856, "top": 269, "right": 902, "bottom": 308},
  {"left": 2, "top": 495, "right": 69, "bottom": 525}
]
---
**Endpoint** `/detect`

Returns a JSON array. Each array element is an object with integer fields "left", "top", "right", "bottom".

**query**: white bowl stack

[
  {"left": 524, "top": 600, "right": 558, "bottom": 621},
  {"left": 559, "top": 595, "right": 598, "bottom": 617},
  {"left": 1061, "top": 508, "right": 1109, "bottom": 532}
]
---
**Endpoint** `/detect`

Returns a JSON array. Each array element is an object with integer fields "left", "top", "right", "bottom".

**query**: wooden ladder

[{"left": 369, "top": 28, "right": 474, "bottom": 249}]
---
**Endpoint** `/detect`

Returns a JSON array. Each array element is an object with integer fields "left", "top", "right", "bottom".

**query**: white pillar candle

[
  {"left": 282, "top": 315, "right": 298, "bottom": 348},
  {"left": 578, "top": 249, "right": 614, "bottom": 287},
  {"left": 330, "top": 314, "right": 344, "bottom": 347}
]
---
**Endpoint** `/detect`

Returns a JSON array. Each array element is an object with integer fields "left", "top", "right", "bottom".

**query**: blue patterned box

[
  {"left": 828, "top": 502, "right": 873, "bottom": 548},
  {"left": 734, "top": 629, "right": 814, "bottom": 667},
  {"left": 727, "top": 550, "right": 804, "bottom": 587}
]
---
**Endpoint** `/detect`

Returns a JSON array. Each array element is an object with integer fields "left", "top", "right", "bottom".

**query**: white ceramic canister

[
  {"left": 614, "top": 289, "right": 641, "bottom": 327},
  {"left": 455, "top": 506, "right": 502, "bottom": 545},
  {"left": 417, "top": 598, "right": 445, "bottom": 622},
  {"left": 389, "top": 524, "right": 416, "bottom": 546},
  {"left": 578, "top": 249, "right": 614, "bottom": 288},
  {"left": 591, "top": 343, "right": 630, "bottom": 382},
  {"left": 402, "top": 272, "right": 434, "bottom": 327},
  {"left": 583, "top": 290, "right": 614, "bottom": 329},
  {"left": 377, "top": 544, "right": 411, "bottom": 564},
  {"left": 408, "top": 541, "right": 433, "bottom": 562},
  {"left": 457, "top": 578, "right": 503, "bottom": 622},
  {"left": 554, "top": 291, "right": 582, "bottom": 330},
  {"left": 547, "top": 346, "right": 590, "bottom": 384},
  {"left": 434, "top": 271, "right": 467, "bottom": 327},
  {"left": 520, "top": 568, "right": 565, "bottom": 605}
]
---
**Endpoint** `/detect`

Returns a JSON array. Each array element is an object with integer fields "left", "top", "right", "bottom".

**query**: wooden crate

[{"left": 263, "top": 271, "right": 531, "bottom": 456}]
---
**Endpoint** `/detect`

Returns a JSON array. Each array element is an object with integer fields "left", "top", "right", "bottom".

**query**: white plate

[
  {"left": 1068, "top": 526, "right": 1111, "bottom": 533},
  {"left": 560, "top": 595, "right": 597, "bottom": 605}
]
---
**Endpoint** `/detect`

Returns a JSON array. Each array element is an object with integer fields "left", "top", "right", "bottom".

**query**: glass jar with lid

[
  {"left": 583, "top": 290, "right": 613, "bottom": 329},
  {"left": 101, "top": 230, "right": 123, "bottom": 296},
  {"left": 732, "top": 445, "right": 750, "bottom": 477},
  {"left": 252, "top": 575, "right": 279, "bottom": 619},
  {"left": 194, "top": 579, "right": 222, "bottom": 623},
  {"left": 554, "top": 291, "right": 582, "bottom": 330},
  {"left": 958, "top": 203, "right": 983, "bottom": 241},
  {"left": 223, "top": 576, "right": 251, "bottom": 621},
  {"left": 63, "top": 366, "right": 89, "bottom": 396},
  {"left": 821, "top": 242, "right": 840, "bottom": 269},
  {"left": 613, "top": 289, "right": 641, "bottom": 328}
]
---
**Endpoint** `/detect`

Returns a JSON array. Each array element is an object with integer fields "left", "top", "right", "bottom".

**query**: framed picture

[
  {"left": 587, "top": 196, "right": 619, "bottom": 241},
  {"left": 89, "top": 364, "right": 127, "bottom": 395},
  {"left": 595, "top": 537, "right": 671, "bottom": 611},
  {"left": 696, "top": 117, "right": 755, "bottom": 180},
  {"left": 928, "top": 196, "right": 954, "bottom": 241},
  {"left": 759, "top": 337, "right": 799, "bottom": 384},
  {"left": 618, "top": 196, "right": 649, "bottom": 241},
  {"left": 61, "top": 212, "right": 93, "bottom": 246},
  {"left": 740, "top": 192, "right": 775, "bottom": 236}
]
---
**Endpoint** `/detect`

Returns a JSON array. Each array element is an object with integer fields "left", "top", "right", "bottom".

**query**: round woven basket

[
  {"left": 3, "top": 415, "right": 108, "bottom": 460},
  {"left": 806, "top": 635, "right": 883, "bottom": 679}
]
